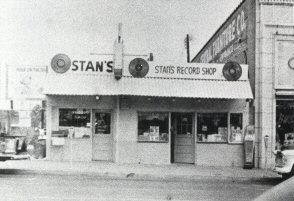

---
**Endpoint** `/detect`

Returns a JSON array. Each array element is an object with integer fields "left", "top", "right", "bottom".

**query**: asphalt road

[{"left": 0, "top": 172, "right": 281, "bottom": 201}]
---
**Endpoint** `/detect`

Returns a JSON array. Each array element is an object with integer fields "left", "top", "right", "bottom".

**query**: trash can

[{"left": 34, "top": 139, "right": 46, "bottom": 159}]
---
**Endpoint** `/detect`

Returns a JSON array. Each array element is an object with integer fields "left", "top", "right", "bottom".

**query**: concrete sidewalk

[{"left": 0, "top": 159, "right": 279, "bottom": 182}]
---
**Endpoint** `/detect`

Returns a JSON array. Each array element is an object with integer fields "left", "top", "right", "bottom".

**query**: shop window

[
  {"left": 58, "top": 108, "right": 91, "bottom": 138},
  {"left": 229, "top": 113, "right": 243, "bottom": 143},
  {"left": 197, "top": 113, "right": 228, "bottom": 143},
  {"left": 276, "top": 100, "right": 294, "bottom": 148},
  {"left": 138, "top": 112, "right": 169, "bottom": 142},
  {"left": 94, "top": 113, "right": 111, "bottom": 134}
]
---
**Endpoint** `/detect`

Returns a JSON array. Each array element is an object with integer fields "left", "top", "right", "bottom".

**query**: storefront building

[
  {"left": 192, "top": 0, "right": 294, "bottom": 168},
  {"left": 44, "top": 48, "right": 253, "bottom": 167}
]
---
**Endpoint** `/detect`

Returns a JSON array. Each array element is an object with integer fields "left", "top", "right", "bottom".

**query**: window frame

[
  {"left": 196, "top": 112, "right": 229, "bottom": 143},
  {"left": 228, "top": 113, "right": 244, "bottom": 144},
  {"left": 57, "top": 108, "right": 92, "bottom": 139},
  {"left": 137, "top": 111, "right": 169, "bottom": 143}
]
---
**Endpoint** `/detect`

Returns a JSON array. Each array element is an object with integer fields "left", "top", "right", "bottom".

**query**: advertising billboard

[{"left": 7, "top": 65, "right": 47, "bottom": 100}]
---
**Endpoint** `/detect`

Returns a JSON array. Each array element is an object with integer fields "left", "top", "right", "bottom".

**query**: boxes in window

[
  {"left": 150, "top": 126, "right": 159, "bottom": 141},
  {"left": 231, "top": 127, "right": 243, "bottom": 143},
  {"left": 138, "top": 132, "right": 150, "bottom": 141},
  {"left": 218, "top": 127, "right": 228, "bottom": 141}
]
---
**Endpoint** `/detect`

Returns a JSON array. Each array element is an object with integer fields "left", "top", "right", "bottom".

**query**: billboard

[{"left": 7, "top": 65, "right": 47, "bottom": 99}]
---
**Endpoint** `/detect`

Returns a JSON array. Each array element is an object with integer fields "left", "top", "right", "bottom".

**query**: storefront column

[
  {"left": 45, "top": 98, "right": 52, "bottom": 160},
  {"left": 114, "top": 95, "right": 120, "bottom": 163}
]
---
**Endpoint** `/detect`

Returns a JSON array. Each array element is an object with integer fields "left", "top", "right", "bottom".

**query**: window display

[
  {"left": 276, "top": 100, "right": 294, "bottom": 148},
  {"left": 138, "top": 112, "right": 169, "bottom": 142},
  {"left": 59, "top": 108, "right": 91, "bottom": 138},
  {"left": 197, "top": 113, "right": 228, "bottom": 142},
  {"left": 229, "top": 113, "right": 243, "bottom": 143}
]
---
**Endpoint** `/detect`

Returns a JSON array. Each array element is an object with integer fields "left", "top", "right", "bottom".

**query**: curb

[{"left": 0, "top": 167, "right": 281, "bottom": 184}]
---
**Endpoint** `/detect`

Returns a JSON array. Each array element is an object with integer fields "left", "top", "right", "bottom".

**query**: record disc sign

[
  {"left": 222, "top": 61, "right": 242, "bottom": 81},
  {"left": 51, "top": 54, "right": 71, "bottom": 73},
  {"left": 129, "top": 58, "right": 149, "bottom": 78}
]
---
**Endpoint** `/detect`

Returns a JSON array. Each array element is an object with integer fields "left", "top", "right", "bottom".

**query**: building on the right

[{"left": 192, "top": 0, "right": 294, "bottom": 169}]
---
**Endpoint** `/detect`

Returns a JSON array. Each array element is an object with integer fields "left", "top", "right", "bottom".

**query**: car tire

[
  {"left": 282, "top": 173, "right": 291, "bottom": 180},
  {"left": 282, "top": 165, "right": 294, "bottom": 180}
]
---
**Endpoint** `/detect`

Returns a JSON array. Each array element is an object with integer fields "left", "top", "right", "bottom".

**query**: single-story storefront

[{"left": 44, "top": 52, "right": 253, "bottom": 167}]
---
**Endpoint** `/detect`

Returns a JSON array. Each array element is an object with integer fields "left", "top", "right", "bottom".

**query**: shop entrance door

[
  {"left": 171, "top": 113, "right": 195, "bottom": 164},
  {"left": 92, "top": 111, "right": 113, "bottom": 161}
]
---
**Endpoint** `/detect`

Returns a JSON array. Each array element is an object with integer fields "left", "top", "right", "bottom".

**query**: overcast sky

[{"left": 0, "top": 0, "right": 242, "bottom": 66}]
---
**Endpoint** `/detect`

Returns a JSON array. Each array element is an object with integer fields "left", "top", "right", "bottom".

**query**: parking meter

[{"left": 264, "top": 135, "right": 270, "bottom": 149}]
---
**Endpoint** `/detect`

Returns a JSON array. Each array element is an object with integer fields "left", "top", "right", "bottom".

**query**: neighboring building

[
  {"left": 192, "top": 0, "right": 294, "bottom": 168},
  {"left": 0, "top": 64, "right": 46, "bottom": 137},
  {"left": 44, "top": 46, "right": 253, "bottom": 166}
]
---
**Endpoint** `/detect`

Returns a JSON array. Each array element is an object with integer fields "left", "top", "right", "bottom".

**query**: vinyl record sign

[
  {"left": 129, "top": 58, "right": 149, "bottom": 78},
  {"left": 51, "top": 54, "right": 71, "bottom": 73},
  {"left": 222, "top": 61, "right": 242, "bottom": 81}
]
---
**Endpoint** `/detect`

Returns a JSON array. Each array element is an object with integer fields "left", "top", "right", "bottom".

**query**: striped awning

[{"left": 44, "top": 74, "right": 253, "bottom": 99}]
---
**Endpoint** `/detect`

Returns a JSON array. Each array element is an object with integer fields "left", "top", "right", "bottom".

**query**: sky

[{"left": 0, "top": 0, "right": 242, "bottom": 66}]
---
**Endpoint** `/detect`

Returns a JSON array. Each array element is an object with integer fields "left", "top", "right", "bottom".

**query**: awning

[
  {"left": 120, "top": 77, "right": 253, "bottom": 99},
  {"left": 276, "top": 90, "right": 294, "bottom": 96},
  {"left": 44, "top": 74, "right": 119, "bottom": 96},
  {"left": 44, "top": 74, "right": 253, "bottom": 99}
]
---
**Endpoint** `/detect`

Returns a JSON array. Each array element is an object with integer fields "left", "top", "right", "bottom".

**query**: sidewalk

[{"left": 0, "top": 159, "right": 279, "bottom": 182}]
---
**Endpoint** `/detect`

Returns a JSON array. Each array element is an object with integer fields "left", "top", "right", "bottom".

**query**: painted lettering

[
  {"left": 106, "top": 61, "right": 113, "bottom": 73},
  {"left": 80, "top": 61, "right": 86, "bottom": 71},
  {"left": 199, "top": 9, "right": 247, "bottom": 63},
  {"left": 202, "top": 67, "right": 216, "bottom": 75},
  {"left": 72, "top": 60, "right": 79, "bottom": 71},
  {"left": 96, "top": 61, "right": 103, "bottom": 72},
  {"left": 85, "top": 61, "right": 95, "bottom": 71}
]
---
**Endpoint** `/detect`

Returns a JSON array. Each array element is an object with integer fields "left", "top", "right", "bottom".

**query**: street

[{"left": 0, "top": 171, "right": 281, "bottom": 201}]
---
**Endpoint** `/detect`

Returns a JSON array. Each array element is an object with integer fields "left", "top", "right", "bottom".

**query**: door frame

[
  {"left": 92, "top": 109, "right": 114, "bottom": 161},
  {"left": 170, "top": 112, "right": 196, "bottom": 164}
]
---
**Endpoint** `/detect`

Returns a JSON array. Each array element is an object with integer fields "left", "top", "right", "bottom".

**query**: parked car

[
  {"left": 0, "top": 137, "right": 29, "bottom": 162},
  {"left": 254, "top": 176, "right": 294, "bottom": 201},
  {"left": 273, "top": 144, "right": 294, "bottom": 179}
]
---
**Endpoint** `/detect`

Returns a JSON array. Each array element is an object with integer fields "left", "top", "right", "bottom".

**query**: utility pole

[{"left": 186, "top": 34, "right": 190, "bottom": 63}]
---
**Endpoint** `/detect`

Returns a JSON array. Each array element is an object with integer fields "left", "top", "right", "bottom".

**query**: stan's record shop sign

[{"left": 50, "top": 54, "right": 248, "bottom": 81}]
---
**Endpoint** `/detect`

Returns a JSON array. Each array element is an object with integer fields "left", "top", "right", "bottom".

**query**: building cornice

[{"left": 259, "top": 0, "right": 294, "bottom": 5}]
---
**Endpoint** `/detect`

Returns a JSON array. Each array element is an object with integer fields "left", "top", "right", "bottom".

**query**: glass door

[{"left": 92, "top": 111, "right": 113, "bottom": 161}]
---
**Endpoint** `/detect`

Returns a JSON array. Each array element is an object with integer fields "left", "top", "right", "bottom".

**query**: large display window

[
  {"left": 138, "top": 112, "right": 169, "bottom": 142},
  {"left": 276, "top": 100, "right": 294, "bottom": 148},
  {"left": 197, "top": 113, "right": 228, "bottom": 143},
  {"left": 58, "top": 108, "right": 91, "bottom": 138}
]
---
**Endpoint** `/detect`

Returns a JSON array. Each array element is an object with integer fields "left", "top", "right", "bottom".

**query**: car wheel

[
  {"left": 282, "top": 173, "right": 291, "bottom": 180},
  {"left": 282, "top": 165, "right": 294, "bottom": 180}
]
